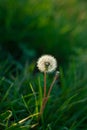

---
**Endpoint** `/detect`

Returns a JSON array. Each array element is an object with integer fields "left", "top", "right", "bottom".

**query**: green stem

[
  {"left": 40, "top": 71, "right": 46, "bottom": 115},
  {"left": 44, "top": 71, "right": 46, "bottom": 98}
]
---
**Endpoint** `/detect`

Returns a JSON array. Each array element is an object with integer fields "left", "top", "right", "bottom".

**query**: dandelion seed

[
  {"left": 37, "top": 55, "right": 57, "bottom": 73},
  {"left": 56, "top": 71, "right": 60, "bottom": 76}
]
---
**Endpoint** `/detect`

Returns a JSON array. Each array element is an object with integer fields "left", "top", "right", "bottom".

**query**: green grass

[
  {"left": 0, "top": 0, "right": 87, "bottom": 65},
  {"left": 0, "top": 0, "right": 87, "bottom": 129},
  {"left": 0, "top": 53, "right": 87, "bottom": 130}
]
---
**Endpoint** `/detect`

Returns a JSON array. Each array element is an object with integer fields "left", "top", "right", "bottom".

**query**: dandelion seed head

[{"left": 37, "top": 55, "right": 57, "bottom": 73}]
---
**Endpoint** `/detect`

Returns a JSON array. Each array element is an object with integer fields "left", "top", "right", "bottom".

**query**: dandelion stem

[
  {"left": 40, "top": 73, "right": 59, "bottom": 113},
  {"left": 46, "top": 72, "right": 59, "bottom": 102},
  {"left": 40, "top": 72, "right": 59, "bottom": 115},
  {"left": 44, "top": 71, "right": 46, "bottom": 98},
  {"left": 40, "top": 71, "right": 47, "bottom": 115},
  {"left": 40, "top": 97, "right": 47, "bottom": 115}
]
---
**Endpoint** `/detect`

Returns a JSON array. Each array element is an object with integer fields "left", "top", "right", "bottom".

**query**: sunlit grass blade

[
  {"left": 18, "top": 113, "right": 39, "bottom": 124},
  {"left": 29, "top": 83, "right": 39, "bottom": 114}
]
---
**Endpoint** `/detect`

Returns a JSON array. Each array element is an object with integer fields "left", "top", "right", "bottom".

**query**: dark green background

[{"left": 0, "top": 0, "right": 87, "bottom": 65}]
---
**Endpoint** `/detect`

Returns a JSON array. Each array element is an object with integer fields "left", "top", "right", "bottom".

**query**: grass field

[
  {"left": 0, "top": 0, "right": 87, "bottom": 130},
  {"left": 0, "top": 51, "right": 87, "bottom": 130}
]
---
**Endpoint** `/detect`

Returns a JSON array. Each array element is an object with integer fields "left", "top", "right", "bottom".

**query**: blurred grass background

[{"left": 0, "top": 0, "right": 87, "bottom": 130}]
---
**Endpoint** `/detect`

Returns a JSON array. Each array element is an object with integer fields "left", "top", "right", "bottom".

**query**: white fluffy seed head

[{"left": 37, "top": 55, "right": 57, "bottom": 73}]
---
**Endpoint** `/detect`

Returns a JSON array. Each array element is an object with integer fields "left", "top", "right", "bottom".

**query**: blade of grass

[
  {"left": 21, "top": 95, "right": 31, "bottom": 114},
  {"left": 38, "top": 77, "right": 43, "bottom": 108},
  {"left": 2, "top": 83, "right": 14, "bottom": 102},
  {"left": 29, "top": 83, "right": 38, "bottom": 114},
  {"left": 18, "top": 113, "right": 39, "bottom": 124}
]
